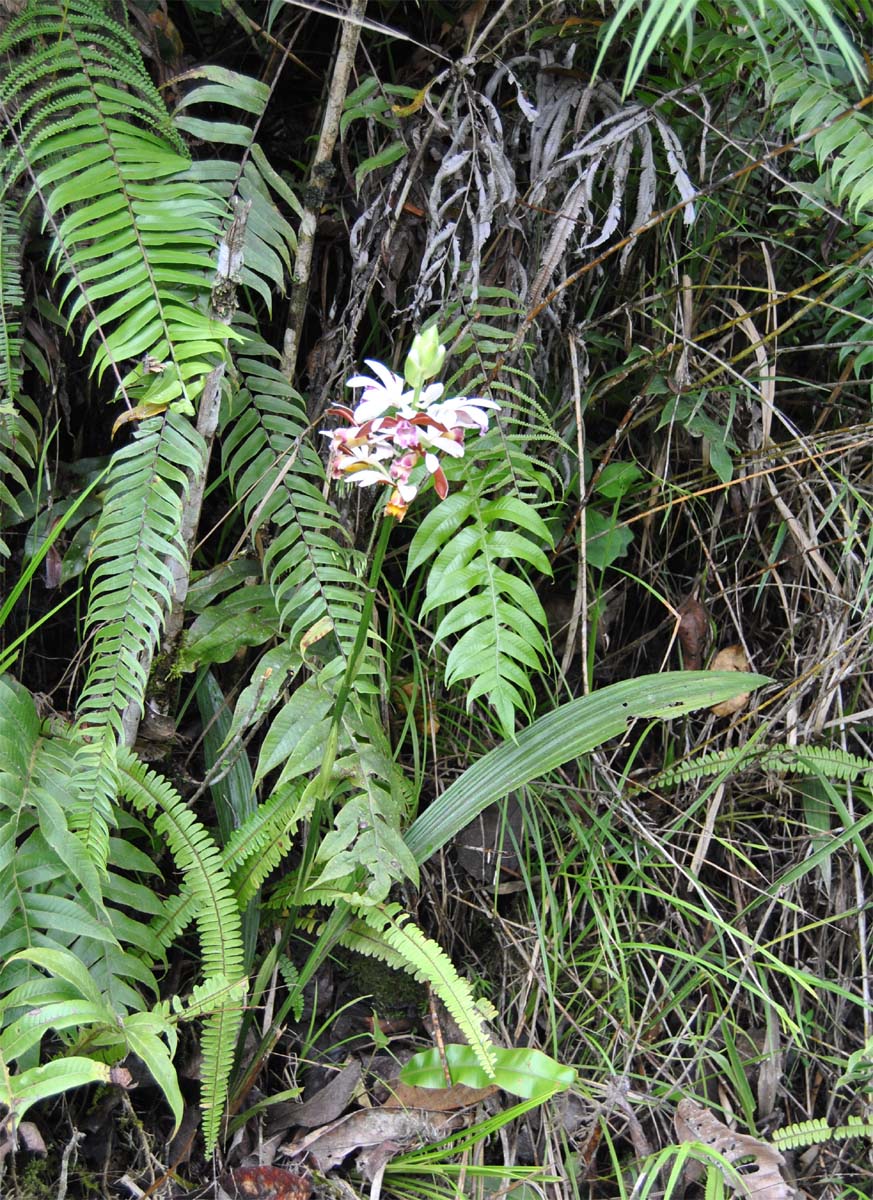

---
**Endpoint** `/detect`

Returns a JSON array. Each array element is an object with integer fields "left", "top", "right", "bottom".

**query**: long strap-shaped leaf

[{"left": 404, "top": 670, "right": 770, "bottom": 864}]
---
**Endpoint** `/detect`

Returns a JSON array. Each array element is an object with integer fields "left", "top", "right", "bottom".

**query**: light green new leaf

[
  {"left": 0, "top": 1058, "right": 116, "bottom": 1125},
  {"left": 402, "top": 1044, "right": 576, "bottom": 1099}
]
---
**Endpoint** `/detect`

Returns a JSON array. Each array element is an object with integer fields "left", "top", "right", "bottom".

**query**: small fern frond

[
  {"left": 341, "top": 903, "right": 497, "bottom": 1078},
  {"left": 74, "top": 412, "right": 205, "bottom": 862},
  {"left": 224, "top": 335, "right": 369, "bottom": 662},
  {"left": 225, "top": 783, "right": 313, "bottom": 908},
  {"left": 654, "top": 743, "right": 873, "bottom": 789},
  {"left": 116, "top": 748, "right": 246, "bottom": 1150},
  {"left": 407, "top": 490, "right": 554, "bottom": 737},
  {"left": 154, "top": 779, "right": 315, "bottom": 947},
  {"left": 773, "top": 1115, "right": 873, "bottom": 1151}
]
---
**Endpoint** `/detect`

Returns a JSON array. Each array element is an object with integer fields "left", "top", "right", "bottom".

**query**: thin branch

[{"left": 281, "top": 0, "right": 367, "bottom": 380}]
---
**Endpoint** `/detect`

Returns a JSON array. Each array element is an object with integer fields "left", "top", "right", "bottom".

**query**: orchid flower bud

[{"left": 404, "top": 326, "right": 446, "bottom": 391}]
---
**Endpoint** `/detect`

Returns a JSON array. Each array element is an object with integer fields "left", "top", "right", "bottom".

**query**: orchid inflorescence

[{"left": 322, "top": 328, "right": 500, "bottom": 520}]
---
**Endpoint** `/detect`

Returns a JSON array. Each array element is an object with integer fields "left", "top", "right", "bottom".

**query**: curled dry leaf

[
  {"left": 677, "top": 596, "right": 709, "bottom": 670},
  {"left": 710, "top": 644, "right": 751, "bottom": 717},
  {"left": 675, "top": 1098, "right": 790, "bottom": 1200}
]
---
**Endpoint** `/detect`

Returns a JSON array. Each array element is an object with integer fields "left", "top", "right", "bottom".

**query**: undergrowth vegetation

[{"left": 1, "top": 1, "right": 872, "bottom": 1197}]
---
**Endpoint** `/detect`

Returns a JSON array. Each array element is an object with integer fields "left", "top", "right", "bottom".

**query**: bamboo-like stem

[{"left": 280, "top": 0, "right": 366, "bottom": 381}]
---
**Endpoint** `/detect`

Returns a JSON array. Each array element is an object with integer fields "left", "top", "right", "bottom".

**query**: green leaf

[
  {"left": 404, "top": 671, "right": 770, "bottom": 864},
  {"left": 586, "top": 508, "right": 634, "bottom": 569},
  {"left": 122, "top": 1011, "right": 183, "bottom": 1133},
  {"left": 355, "top": 140, "right": 407, "bottom": 191},
  {"left": 0, "top": 1058, "right": 115, "bottom": 1124},
  {"left": 402, "top": 1044, "right": 576, "bottom": 1099}
]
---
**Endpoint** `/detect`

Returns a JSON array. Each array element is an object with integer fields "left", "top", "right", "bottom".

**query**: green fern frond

[
  {"left": 0, "top": 201, "right": 39, "bottom": 557},
  {"left": 0, "top": 200, "right": 23, "bottom": 402},
  {"left": 340, "top": 902, "right": 497, "bottom": 1077},
  {"left": 153, "top": 781, "right": 314, "bottom": 948},
  {"left": 773, "top": 1115, "right": 873, "bottom": 1151},
  {"left": 407, "top": 490, "right": 554, "bottom": 738},
  {"left": 314, "top": 710, "right": 419, "bottom": 900},
  {"left": 771, "top": 46, "right": 873, "bottom": 225},
  {"left": 173, "top": 66, "right": 301, "bottom": 312},
  {"left": 116, "top": 748, "right": 246, "bottom": 1150},
  {"left": 654, "top": 743, "right": 873, "bottom": 789},
  {"left": 73, "top": 412, "right": 205, "bottom": 863},
  {"left": 821, "top": 268, "right": 873, "bottom": 400},
  {"left": 0, "top": 0, "right": 233, "bottom": 409},
  {"left": 226, "top": 783, "right": 313, "bottom": 907},
  {"left": 224, "top": 335, "right": 369, "bottom": 661}
]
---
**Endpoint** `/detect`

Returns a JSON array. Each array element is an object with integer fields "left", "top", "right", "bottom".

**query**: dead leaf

[
  {"left": 266, "top": 1062, "right": 362, "bottom": 1134},
  {"left": 675, "top": 1098, "right": 790, "bottom": 1200},
  {"left": 383, "top": 1080, "right": 497, "bottom": 1112},
  {"left": 710, "top": 644, "right": 751, "bottom": 717},
  {"left": 677, "top": 596, "right": 709, "bottom": 670},
  {"left": 281, "top": 1106, "right": 455, "bottom": 1172},
  {"left": 111, "top": 401, "right": 169, "bottom": 438}
]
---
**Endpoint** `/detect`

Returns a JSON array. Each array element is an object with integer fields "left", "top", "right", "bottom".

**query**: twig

[
  {"left": 56, "top": 1129, "right": 84, "bottom": 1200},
  {"left": 281, "top": 0, "right": 367, "bottom": 380}
]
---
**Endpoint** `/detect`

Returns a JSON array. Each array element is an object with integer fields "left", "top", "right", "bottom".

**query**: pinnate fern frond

[
  {"left": 0, "top": 201, "right": 39, "bottom": 558},
  {"left": 116, "top": 748, "right": 246, "bottom": 1151},
  {"left": 340, "top": 903, "right": 497, "bottom": 1078},
  {"left": 73, "top": 412, "right": 205, "bottom": 864},
  {"left": 654, "top": 743, "right": 873, "bottom": 789},
  {"left": 154, "top": 782, "right": 315, "bottom": 948},
  {"left": 773, "top": 1115, "right": 873, "bottom": 1151},
  {"left": 771, "top": 46, "right": 873, "bottom": 225},
  {"left": 407, "top": 491, "right": 553, "bottom": 737},
  {"left": 224, "top": 336, "right": 368, "bottom": 662},
  {"left": 0, "top": 0, "right": 233, "bottom": 409},
  {"left": 173, "top": 66, "right": 302, "bottom": 312}
]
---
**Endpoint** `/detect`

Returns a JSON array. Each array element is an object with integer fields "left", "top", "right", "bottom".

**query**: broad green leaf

[
  {"left": 586, "top": 508, "right": 634, "bottom": 570},
  {"left": 6, "top": 947, "right": 105, "bottom": 1007},
  {"left": 123, "top": 1013, "right": 183, "bottom": 1133},
  {"left": 0, "top": 1058, "right": 115, "bottom": 1121},
  {"left": 401, "top": 1044, "right": 576, "bottom": 1099},
  {"left": 0, "top": 1000, "right": 114, "bottom": 1062},
  {"left": 404, "top": 671, "right": 770, "bottom": 864}
]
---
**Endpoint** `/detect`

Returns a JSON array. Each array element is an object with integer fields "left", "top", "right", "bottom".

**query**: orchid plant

[{"left": 323, "top": 327, "right": 500, "bottom": 520}]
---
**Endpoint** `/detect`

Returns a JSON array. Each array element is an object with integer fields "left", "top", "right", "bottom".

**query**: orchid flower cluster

[{"left": 323, "top": 328, "right": 500, "bottom": 520}]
